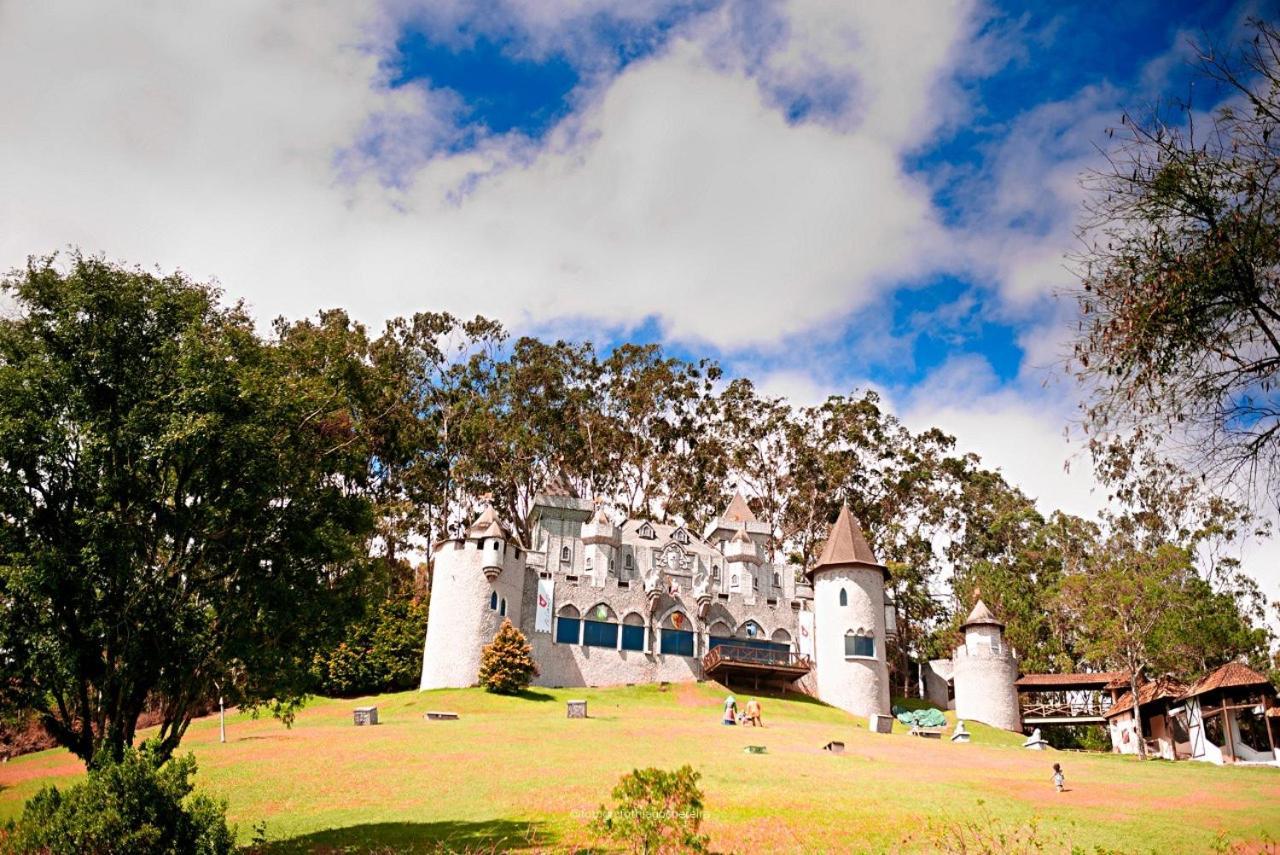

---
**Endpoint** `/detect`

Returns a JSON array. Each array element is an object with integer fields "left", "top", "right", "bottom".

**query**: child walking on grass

[{"left": 1052, "top": 762, "right": 1065, "bottom": 793}]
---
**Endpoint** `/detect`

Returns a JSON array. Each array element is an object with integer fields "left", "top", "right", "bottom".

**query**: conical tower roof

[
  {"left": 468, "top": 505, "right": 498, "bottom": 535},
  {"left": 731, "top": 523, "right": 752, "bottom": 544},
  {"left": 961, "top": 598, "right": 1004, "bottom": 630},
  {"left": 807, "top": 504, "right": 883, "bottom": 578},
  {"left": 722, "top": 491, "right": 756, "bottom": 524}
]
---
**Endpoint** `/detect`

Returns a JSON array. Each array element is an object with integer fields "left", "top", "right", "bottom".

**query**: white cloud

[{"left": 0, "top": 0, "right": 981, "bottom": 349}]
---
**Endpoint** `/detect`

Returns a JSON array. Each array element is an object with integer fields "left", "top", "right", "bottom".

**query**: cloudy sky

[{"left": 2, "top": 0, "right": 1276, "bottom": 597}]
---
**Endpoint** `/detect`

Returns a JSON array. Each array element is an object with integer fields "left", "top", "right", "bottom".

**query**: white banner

[
  {"left": 798, "top": 608, "right": 815, "bottom": 658},
  {"left": 534, "top": 577, "right": 554, "bottom": 633}
]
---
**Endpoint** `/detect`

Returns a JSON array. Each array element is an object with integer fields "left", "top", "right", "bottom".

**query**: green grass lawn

[{"left": 1, "top": 683, "right": 1276, "bottom": 853}]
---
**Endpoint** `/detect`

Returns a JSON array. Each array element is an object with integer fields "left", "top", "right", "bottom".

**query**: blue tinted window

[
  {"left": 489, "top": 591, "right": 498, "bottom": 610},
  {"left": 583, "top": 620, "right": 618, "bottom": 648},
  {"left": 839, "top": 588, "right": 848, "bottom": 607},
  {"left": 660, "top": 629, "right": 694, "bottom": 657},
  {"left": 555, "top": 617, "right": 580, "bottom": 645},
  {"left": 499, "top": 598, "right": 506, "bottom": 617},
  {"left": 845, "top": 634, "right": 874, "bottom": 657},
  {"left": 621, "top": 625, "right": 645, "bottom": 651}
]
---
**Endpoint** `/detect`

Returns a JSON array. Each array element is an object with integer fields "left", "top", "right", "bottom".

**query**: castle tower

[
  {"left": 806, "top": 505, "right": 891, "bottom": 719},
  {"left": 419, "top": 505, "right": 527, "bottom": 690},
  {"left": 951, "top": 596, "right": 1022, "bottom": 731},
  {"left": 580, "top": 504, "right": 620, "bottom": 587}
]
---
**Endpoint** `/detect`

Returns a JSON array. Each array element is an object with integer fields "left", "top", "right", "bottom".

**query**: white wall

[{"left": 811, "top": 565, "right": 890, "bottom": 718}]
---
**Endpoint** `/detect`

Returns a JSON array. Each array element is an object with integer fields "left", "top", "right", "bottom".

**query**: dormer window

[
  {"left": 639, "top": 523, "right": 656, "bottom": 540},
  {"left": 672, "top": 528, "right": 689, "bottom": 544}
]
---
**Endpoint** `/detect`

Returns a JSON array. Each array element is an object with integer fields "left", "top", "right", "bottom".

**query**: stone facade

[{"left": 419, "top": 490, "right": 893, "bottom": 720}]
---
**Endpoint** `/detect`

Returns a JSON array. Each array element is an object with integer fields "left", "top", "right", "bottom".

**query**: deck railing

[
  {"left": 703, "top": 644, "right": 813, "bottom": 672},
  {"left": 1020, "top": 699, "right": 1112, "bottom": 719}
]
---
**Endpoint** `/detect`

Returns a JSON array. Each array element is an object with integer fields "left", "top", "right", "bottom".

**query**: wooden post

[{"left": 1222, "top": 709, "right": 1235, "bottom": 763}]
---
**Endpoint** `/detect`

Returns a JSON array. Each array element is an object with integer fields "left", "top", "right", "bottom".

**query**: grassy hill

[{"left": 0, "top": 683, "right": 1276, "bottom": 853}]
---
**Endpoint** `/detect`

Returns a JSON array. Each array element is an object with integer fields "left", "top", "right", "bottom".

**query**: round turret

[
  {"left": 807, "top": 505, "right": 891, "bottom": 719},
  {"left": 420, "top": 506, "right": 526, "bottom": 690},
  {"left": 951, "top": 597, "right": 1021, "bottom": 732}
]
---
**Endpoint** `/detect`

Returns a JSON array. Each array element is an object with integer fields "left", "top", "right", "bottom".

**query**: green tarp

[{"left": 891, "top": 706, "right": 948, "bottom": 728}]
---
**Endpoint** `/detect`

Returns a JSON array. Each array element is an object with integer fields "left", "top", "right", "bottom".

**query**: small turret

[
  {"left": 724, "top": 524, "right": 761, "bottom": 566},
  {"left": 581, "top": 505, "right": 621, "bottom": 547},
  {"left": 951, "top": 593, "right": 1021, "bottom": 731},
  {"left": 479, "top": 519, "right": 504, "bottom": 582}
]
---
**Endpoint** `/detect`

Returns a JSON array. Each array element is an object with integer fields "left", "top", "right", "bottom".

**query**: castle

[{"left": 420, "top": 485, "right": 1021, "bottom": 727}]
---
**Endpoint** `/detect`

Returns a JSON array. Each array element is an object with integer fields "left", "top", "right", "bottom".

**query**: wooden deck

[{"left": 702, "top": 645, "right": 813, "bottom": 691}]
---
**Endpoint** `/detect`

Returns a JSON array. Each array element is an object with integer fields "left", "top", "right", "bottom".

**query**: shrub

[
  {"left": 1, "top": 740, "right": 234, "bottom": 855},
  {"left": 590, "top": 765, "right": 708, "bottom": 855},
  {"left": 477, "top": 619, "right": 539, "bottom": 695},
  {"left": 312, "top": 597, "right": 429, "bottom": 696}
]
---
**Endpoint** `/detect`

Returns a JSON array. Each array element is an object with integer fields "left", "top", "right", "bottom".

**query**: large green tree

[{"left": 0, "top": 254, "right": 374, "bottom": 765}]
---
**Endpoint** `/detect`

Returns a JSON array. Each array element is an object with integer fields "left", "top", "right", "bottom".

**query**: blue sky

[
  {"left": 2, "top": 0, "right": 1278, "bottom": 594},
  {"left": 380, "top": 0, "right": 1250, "bottom": 390}
]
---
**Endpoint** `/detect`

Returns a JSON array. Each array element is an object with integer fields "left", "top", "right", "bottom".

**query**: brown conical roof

[
  {"left": 961, "top": 598, "right": 1004, "bottom": 630},
  {"left": 722, "top": 491, "right": 756, "bottom": 524},
  {"left": 809, "top": 504, "right": 882, "bottom": 576},
  {"left": 468, "top": 505, "right": 498, "bottom": 534},
  {"left": 731, "top": 523, "right": 752, "bottom": 544}
]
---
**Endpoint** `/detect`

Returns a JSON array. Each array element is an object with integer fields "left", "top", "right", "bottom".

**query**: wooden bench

[
  {"left": 910, "top": 726, "right": 946, "bottom": 739},
  {"left": 424, "top": 711, "right": 459, "bottom": 721}
]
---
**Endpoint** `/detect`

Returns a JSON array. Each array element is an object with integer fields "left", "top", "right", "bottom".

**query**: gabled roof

[
  {"left": 807, "top": 504, "right": 883, "bottom": 577},
  {"left": 1104, "top": 677, "right": 1188, "bottom": 719},
  {"left": 722, "top": 491, "right": 756, "bottom": 524},
  {"left": 1182, "top": 662, "right": 1274, "bottom": 699},
  {"left": 961, "top": 599, "right": 1004, "bottom": 630}
]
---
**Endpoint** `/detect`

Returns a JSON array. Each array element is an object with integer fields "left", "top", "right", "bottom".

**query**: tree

[
  {"left": 0, "top": 254, "right": 375, "bottom": 765},
  {"left": 1071, "top": 20, "right": 1280, "bottom": 499},
  {"left": 478, "top": 620, "right": 539, "bottom": 694},
  {"left": 589, "top": 765, "right": 709, "bottom": 855},
  {"left": 1055, "top": 539, "right": 1199, "bottom": 759}
]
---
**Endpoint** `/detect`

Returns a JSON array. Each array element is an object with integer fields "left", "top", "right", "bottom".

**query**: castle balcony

[{"left": 702, "top": 644, "right": 813, "bottom": 692}]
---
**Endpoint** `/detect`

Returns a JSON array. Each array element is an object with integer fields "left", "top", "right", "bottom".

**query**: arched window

[
  {"left": 625, "top": 553, "right": 633, "bottom": 570},
  {"left": 555, "top": 605, "right": 581, "bottom": 645},
  {"left": 585, "top": 556, "right": 593, "bottom": 571},
  {"left": 492, "top": 540, "right": 501, "bottom": 551},
  {"left": 583, "top": 603, "right": 619, "bottom": 648},
  {"left": 639, "top": 523, "right": 656, "bottom": 540},
  {"left": 659, "top": 611, "right": 694, "bottom": 657},
  {"left": 732, "top": 573, "right": 740, "bottom": 589},
  {"left": 499, "top": 598, "right": 507, "bottom": 617},
  {"left": 752, "top": 576, "right": 759, "bottom": 591},
  {"left": 560, "top": 545, "right": 571, "bottom": 563},
  {"left": 707, "top": 621, "right": 733, "bottom": 651},
  {"left": 844, "top": 630, "right": 875, "bottom": 659},
  {"left": 839, "top": 588, "right": 848, "bottom": 607},
  {"left": 773, "top": 572, "right": 780, "bottom": 588},
  {"left": 621, "top": 612, "right": 646, "bottom": 651},
  {"left": 673, "top": 528, "right": 689, "bottom": 544},
  {"left": 489, "top": 591, "right": 498, "bottom": 611},
  {"left": 712, "top": 565, "right": 720, "bottom": 581}
]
